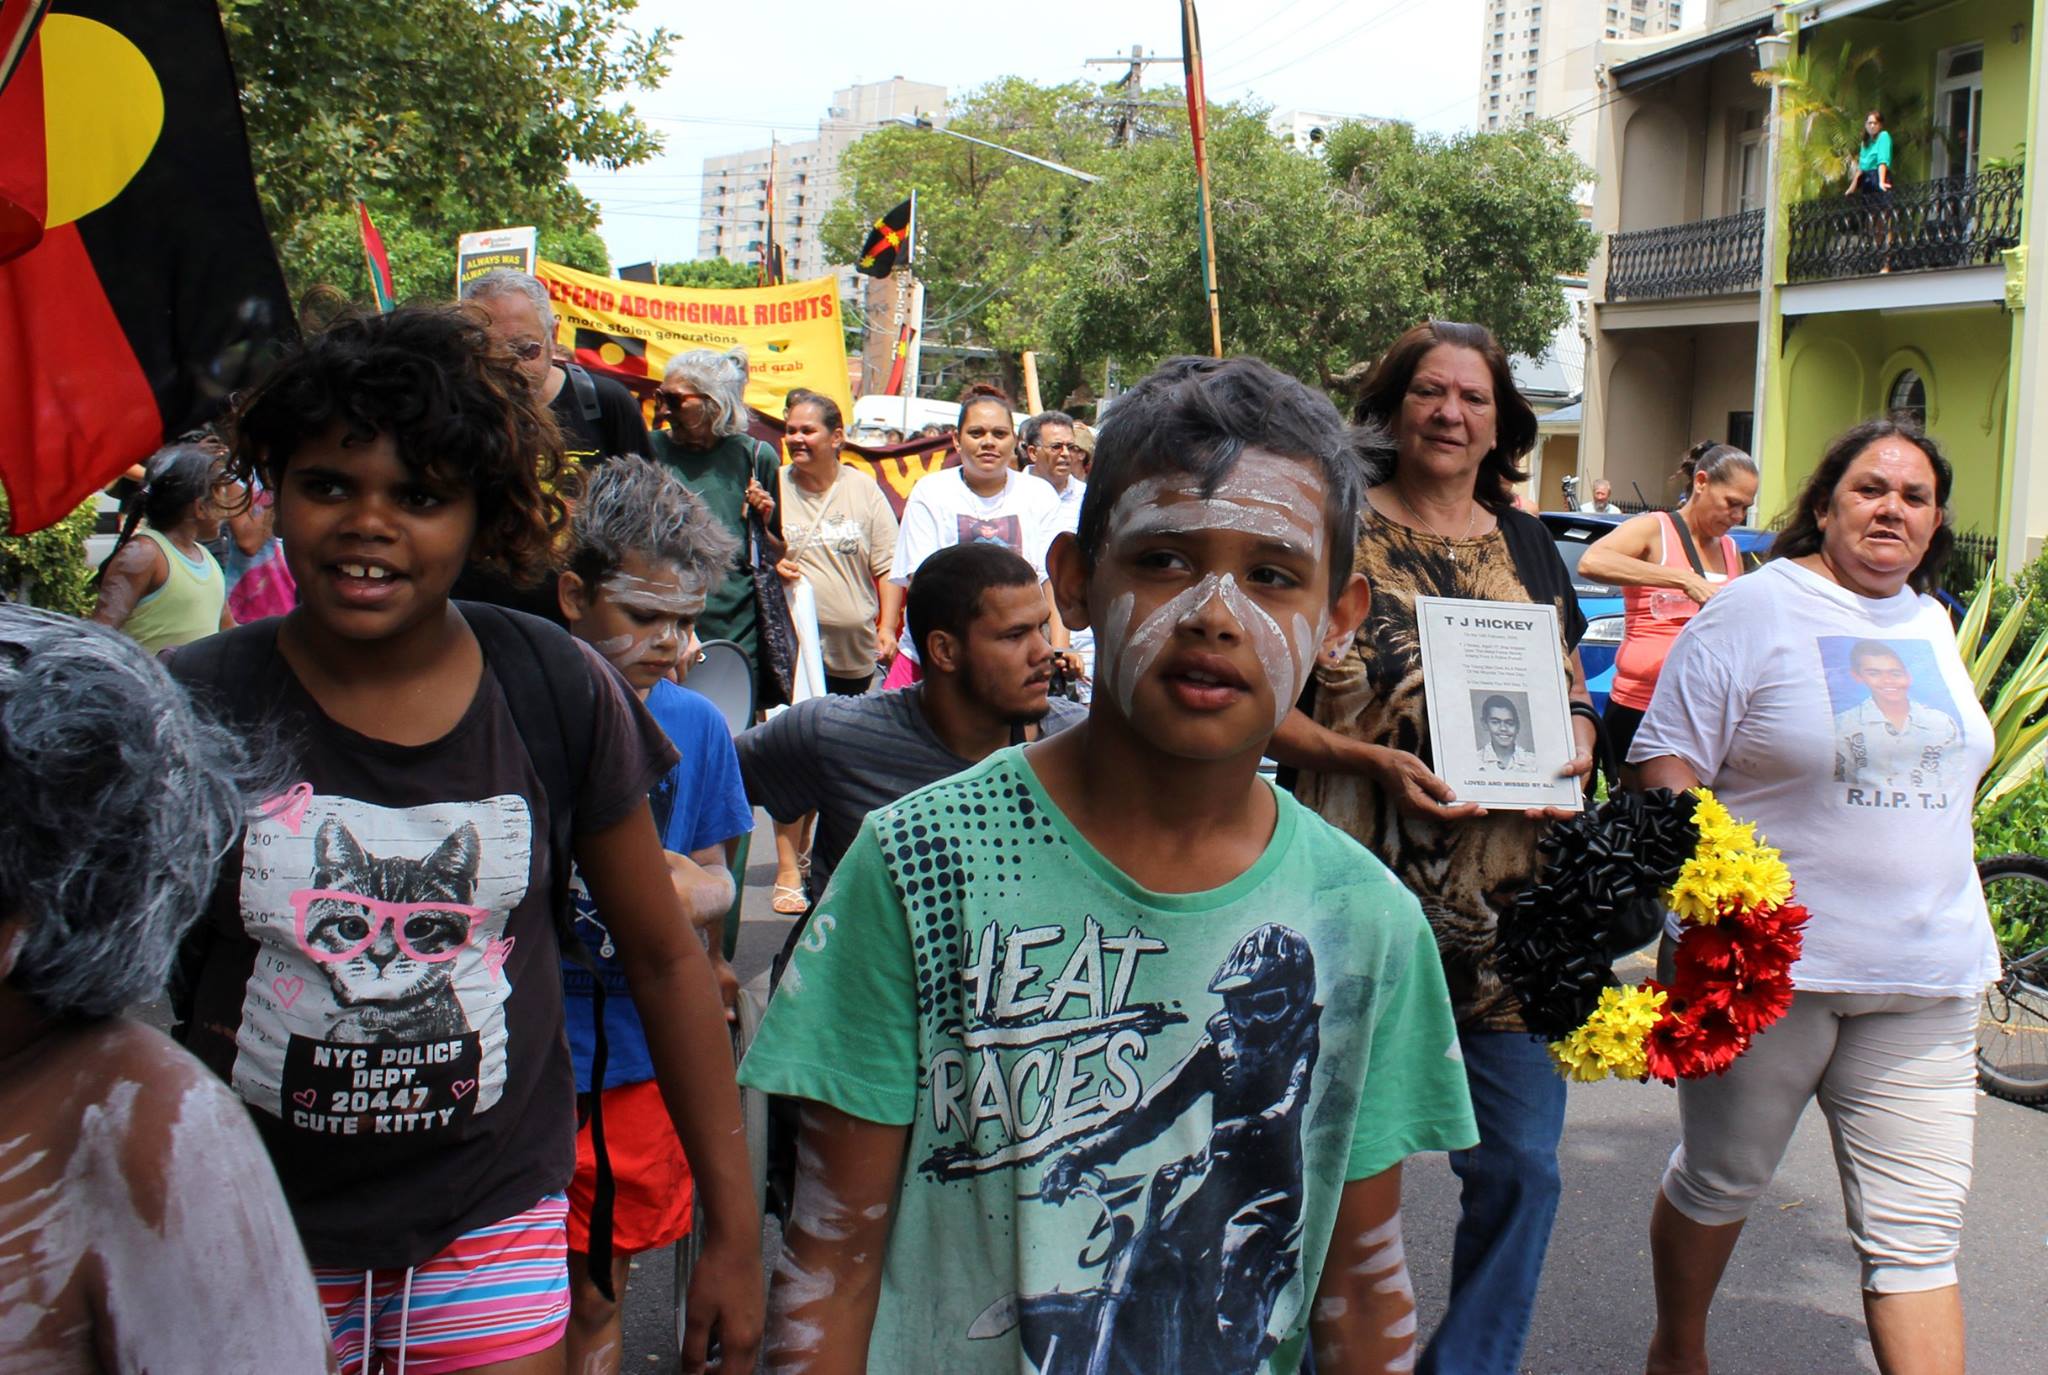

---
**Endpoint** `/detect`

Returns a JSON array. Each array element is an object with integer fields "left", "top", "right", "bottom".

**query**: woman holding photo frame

[{"left": 1271, "top": 320, "right": 1596, "bottom": 1375}]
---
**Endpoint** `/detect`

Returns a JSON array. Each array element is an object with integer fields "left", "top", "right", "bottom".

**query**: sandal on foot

[{"left": 771, "top": 883, "right": 808, "bottom": 915}]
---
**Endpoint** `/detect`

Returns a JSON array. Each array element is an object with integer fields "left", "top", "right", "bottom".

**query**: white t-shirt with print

[
  {"left": 889, "top": 468, "right": 1062, "bottom": 666},
  {"left": 1630, "top": 558, "right": 1997, "bottom": 997},
  {"left": 890, "top": 466, "right": 1061, "bottom": 585}
]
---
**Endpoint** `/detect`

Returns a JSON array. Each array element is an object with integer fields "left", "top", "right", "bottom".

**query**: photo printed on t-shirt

[
  {"left": 229, "top": 789, "right": 533, "bottom": 1138},
  {"left": 1818, "top": 636, "right": 1965, "bottom": 809},
  {"left": 956, "top": 513, "right": 1023, "bottom": 553}
]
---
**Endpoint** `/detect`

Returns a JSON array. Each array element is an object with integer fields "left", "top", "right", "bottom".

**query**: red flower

[
  {"left": 1642, "top": 982, "right": 1754, "bottom": 1083},
  {"left": 1724, "top": 971, "right": 1796, "bottom": 1036},
  {"left": 1686, "top": 1007, "right": 1750, "bottom": 1076},
  {"left": 1675, "top": 922, "right": 1742, "bottom": 976}
]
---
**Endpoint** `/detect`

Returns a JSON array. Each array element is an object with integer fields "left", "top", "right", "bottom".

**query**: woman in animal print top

[{"left": 1272, "top": 320, "right": 1595, "bottom": 1375}]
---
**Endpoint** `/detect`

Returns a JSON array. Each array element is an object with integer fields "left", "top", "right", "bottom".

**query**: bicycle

[{"left": 1975, "top": 851, "right": 2048, "bottom": 1104}]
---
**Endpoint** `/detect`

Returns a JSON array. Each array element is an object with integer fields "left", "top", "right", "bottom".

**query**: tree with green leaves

[
  {"left": 659, "top": 259, "right": 761, "bottom": 289},
  {"left": 222, "top": 0, "right": 670, "bottom": 304},
  {"left": 822, "top": 79, "right": 1118, "bottom": 397},
  {"left": 824, "top": 80, "right": 1593, "bottom": 394}
]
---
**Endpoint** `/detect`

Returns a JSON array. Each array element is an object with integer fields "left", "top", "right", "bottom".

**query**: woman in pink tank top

[{"left": 1579, "top": 442, "right": 1760, "bottom": 771}]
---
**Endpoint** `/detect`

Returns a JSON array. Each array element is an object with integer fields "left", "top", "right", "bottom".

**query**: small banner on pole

[{"left": 455, "top": 226, "right": 537, "bottom": 296}]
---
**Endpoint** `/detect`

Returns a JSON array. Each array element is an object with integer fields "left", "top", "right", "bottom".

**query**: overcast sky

[{"left": 575, "top": 0, "right": 1701, "bottom": 267}]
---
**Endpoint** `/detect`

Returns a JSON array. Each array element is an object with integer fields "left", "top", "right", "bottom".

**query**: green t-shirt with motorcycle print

[{"left": 740, "top": 746, "right": 1478, "bottom": 1373}]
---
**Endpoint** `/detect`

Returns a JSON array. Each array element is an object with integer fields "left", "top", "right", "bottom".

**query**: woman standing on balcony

[
  {"left": 1847, "top": 109, "right": 1896, "bottom": 271},
  {"left": 1847, "top": 110, "right": 1895, "bottom": 198},
  {"left": 1579, "top": 441, "right": 1759, "bottom": 772}
]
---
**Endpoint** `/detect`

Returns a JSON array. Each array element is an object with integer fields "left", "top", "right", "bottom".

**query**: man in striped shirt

[{"left": 737, "top": 543, "right": 1085, "bottom": 931}]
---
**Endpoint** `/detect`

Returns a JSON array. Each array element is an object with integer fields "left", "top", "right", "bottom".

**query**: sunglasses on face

[
  {"left": 291, "top": 887, "right": 489, "bottom": 964},
  {"left": 1036, "top": 442, "right": 1081, "bottom": 454}
]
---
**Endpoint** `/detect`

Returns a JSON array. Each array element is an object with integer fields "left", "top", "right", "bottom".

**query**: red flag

[
  {"left": 882, "top": 323, "right": 915, "bottom": 396},
  {"left": 357, "top": 200, "right": 395, "bottom": 313},
  {"left": 0, "top": 0, "right": 293, "bottom": 534},
  {"left": 1181, "top": 0, "right": 1223, "bottom": 357}
]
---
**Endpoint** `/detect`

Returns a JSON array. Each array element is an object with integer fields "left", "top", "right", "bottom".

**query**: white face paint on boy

[{"left": 1092, "top": 450, "right": 1334, "bottom": 735}]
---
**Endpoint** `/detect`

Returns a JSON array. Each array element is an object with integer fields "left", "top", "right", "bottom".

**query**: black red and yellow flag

[
  {"left": 856, "top": 197, "right": 914, "bottom": 278},
  {"left": 0, "top": 0, "right": 292, "bottom": 533},
  {"left": 572, "top": 325, "right": 648, "bottom": 380}
]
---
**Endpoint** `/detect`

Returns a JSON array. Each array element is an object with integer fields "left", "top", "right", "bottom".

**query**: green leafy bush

[{"left": 0, "top": 498, "right": 98, "bottom": 616}]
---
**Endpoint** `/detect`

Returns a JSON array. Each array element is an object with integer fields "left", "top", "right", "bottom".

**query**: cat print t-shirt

[
  {"left": 1633, "top": 559, "right": 1999, "bottom": 996},
  {"left": 740, "top": 748, "right": 1477, "bottom": 1374},
  {"left": 171, "top": 621, "right": 675, "bottom": 1270}
]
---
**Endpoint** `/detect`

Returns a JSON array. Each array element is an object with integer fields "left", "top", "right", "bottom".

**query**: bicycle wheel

[{"left": 1976, "top": 852, "right": 2048, "bottom": 1104}]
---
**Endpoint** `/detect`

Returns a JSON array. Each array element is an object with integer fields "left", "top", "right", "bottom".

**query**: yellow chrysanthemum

[
  {"left": 1666, "top": 788, "right": 1792, "bottom": 925},
  {"left": 1548, "top": 984, "right": 1668, "bottom": 1082}
]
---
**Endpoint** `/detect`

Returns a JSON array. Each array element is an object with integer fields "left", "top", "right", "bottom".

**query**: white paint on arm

[{"left": 84, "top": 1073, "right": 332, "bottom": 1373}]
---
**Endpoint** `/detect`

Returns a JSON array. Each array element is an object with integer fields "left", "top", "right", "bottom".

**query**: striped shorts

[{"left": 315, "top": 1192, "right": 571, "bottom": 1374}]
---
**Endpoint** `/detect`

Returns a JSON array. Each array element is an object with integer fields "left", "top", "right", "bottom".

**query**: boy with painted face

[
  {"left": 741, "top": 355, "right": 1477, "bottom": 1374},
  {"left": 555, "top": 456, "right": 754, "bottom": 1375}
]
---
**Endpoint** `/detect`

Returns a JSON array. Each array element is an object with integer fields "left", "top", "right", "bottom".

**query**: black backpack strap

[
  {"left": 1665, "top": 510, "right": 1708, "bottom": 578},
  {"left": 564, "top": 362, "right": 603, "bottom": 423},
  {"left": 161, "top": 623, "right": 288, "bottom": 1031},
  {"left": 460, "top": 602, "right": 623, "bottom": 1300}
]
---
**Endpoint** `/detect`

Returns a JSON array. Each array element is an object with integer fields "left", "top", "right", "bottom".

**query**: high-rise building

[
  {"left": 1480, "top": 0, "right": 1685, "bottom": 162},
  {"left": 696, "top": 77, "right": 945, "bottom": 288}
]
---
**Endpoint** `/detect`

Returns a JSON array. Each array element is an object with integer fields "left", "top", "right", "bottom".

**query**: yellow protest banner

[{"left": 534, "top": 260, "right": 854, "bottom": 424}]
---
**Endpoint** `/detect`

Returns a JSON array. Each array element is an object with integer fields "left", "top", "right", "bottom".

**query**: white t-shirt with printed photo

[
  {"left": 889, "top": 467, "right": 1063, "bottom": 664},
  {"left": 1630, "top": 558, "right": 1998, "bottom": 997}
]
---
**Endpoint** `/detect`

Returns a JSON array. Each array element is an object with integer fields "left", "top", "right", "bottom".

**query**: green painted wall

[
  {"left": 1776, "top": 304, "right": 2012, "bottom": 534},
  {"left": 1824, "top": 0, "right": 2032, "bottom": 176}
]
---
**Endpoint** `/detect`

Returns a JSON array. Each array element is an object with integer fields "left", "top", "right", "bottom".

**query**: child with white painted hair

[
  {"left": 742, "top": 354, "right": 1478, "bottom": 1372},
  {"left": 0, "top": 605, "right": 334, "bottom": 1372},
  {"left": 554, "top": 455, "right": 753, "bottom": 1373}
]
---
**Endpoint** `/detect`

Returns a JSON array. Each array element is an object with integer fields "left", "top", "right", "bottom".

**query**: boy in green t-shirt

[{"left": 740, "top": 355, "right": 1478, "bottom": 1374}]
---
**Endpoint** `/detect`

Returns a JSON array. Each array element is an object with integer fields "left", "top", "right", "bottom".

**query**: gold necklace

[{"left": 1385, "top": 485, "right": 1478, "bottom": 561}]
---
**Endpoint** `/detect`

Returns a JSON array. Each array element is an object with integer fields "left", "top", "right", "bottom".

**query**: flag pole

[{"left": 1181, "top": 0, "right": 1222, "bottom": 357}]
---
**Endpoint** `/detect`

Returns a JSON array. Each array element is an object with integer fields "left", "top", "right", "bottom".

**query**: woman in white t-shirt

[
  {"left": 880, "top": 382, "right": 1074, "bottom": 687},
  {"left": 1630, "top": 419, "right": 1993, "bottom": 1375}
]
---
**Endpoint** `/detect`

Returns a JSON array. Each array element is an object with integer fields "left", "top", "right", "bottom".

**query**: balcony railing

[
  {"left": 1786, "top": 164, "right": 2025, "bottom": 282},
  {"left": 1606, "top": 209, "right": 1766, "bottom": 301}
]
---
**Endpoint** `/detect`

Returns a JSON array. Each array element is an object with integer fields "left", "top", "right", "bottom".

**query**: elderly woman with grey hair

[
  {"left": 0, "top": 605, "right": 334, "bottom": 1371},
  {"left": 652, "top": 346, "right": 787, "bottom": 703}
]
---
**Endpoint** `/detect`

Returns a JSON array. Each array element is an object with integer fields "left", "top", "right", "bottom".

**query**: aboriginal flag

[
  {"left": 0, "top": 0, "right": 292, "bottom": 533},
  {"left": 573, "top": 326, "right": 649, "bottom": 380},
  {"left": 856, "top": 197, "right": 913, "bottom": 278}
]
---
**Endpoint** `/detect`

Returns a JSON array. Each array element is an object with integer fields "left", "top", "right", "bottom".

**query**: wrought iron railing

[
  {"left": 1606, "top": 209, "right": 1766, "bottom": 301},
  {"left": 1786, "top": 165, "right": 2025, "bottom": 282}
]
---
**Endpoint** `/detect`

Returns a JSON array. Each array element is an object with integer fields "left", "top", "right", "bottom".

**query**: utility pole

[{"left": 1084, "top": 44, "right": 1180, "bottom": 147}]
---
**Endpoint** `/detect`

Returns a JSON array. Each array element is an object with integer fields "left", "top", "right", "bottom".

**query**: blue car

[{"left": 1539, "top": 511, "right": 1773, "bottom": 715}]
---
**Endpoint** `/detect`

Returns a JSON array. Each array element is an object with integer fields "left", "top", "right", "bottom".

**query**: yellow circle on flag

[
  {"left": 41, "top": 15, "right": 165, "bottom": 229},
  {"left": 599, "top": 342, "right": 626, "bottom": 366}
]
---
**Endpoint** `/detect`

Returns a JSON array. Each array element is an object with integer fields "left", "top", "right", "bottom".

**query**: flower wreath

[{"left": 1495, "top": 788, "right": 1809, "bottom": 1083}]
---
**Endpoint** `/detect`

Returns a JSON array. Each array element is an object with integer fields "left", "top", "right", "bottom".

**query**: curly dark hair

[
  {"left": 1770, "top": 418, "right": 1954, "bottom": 595},
  {"left": 1344, "top": 320, "right": 1537, "bottom": 511},
  {"left": 228, "top": 305, "right": 570, "bottom": 584}
]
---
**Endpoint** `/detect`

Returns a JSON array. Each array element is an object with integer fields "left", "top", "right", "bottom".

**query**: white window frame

[{"left": 1932, "top": 42, "right": 1984, "bottom": 180}]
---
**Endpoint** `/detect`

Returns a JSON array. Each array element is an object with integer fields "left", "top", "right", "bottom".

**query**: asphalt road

[{"left": 616, "top": 814, "right": 2048, "bottom": 1373}]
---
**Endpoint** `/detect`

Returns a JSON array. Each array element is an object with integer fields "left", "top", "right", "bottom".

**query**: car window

[{"left": 1550, "top": 529, "right": 1621, "bottom": 598}]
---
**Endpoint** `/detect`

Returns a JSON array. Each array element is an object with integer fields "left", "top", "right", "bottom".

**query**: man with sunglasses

[
  {"left": 1020, "top": 409, "right": 1086, "bottom": 533},
  {"left": 1020, "top": 409, "right": 1092, "bottom": 697},
  {"left": 465, "top": 269, "right": 650, "bottom": 467}
]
